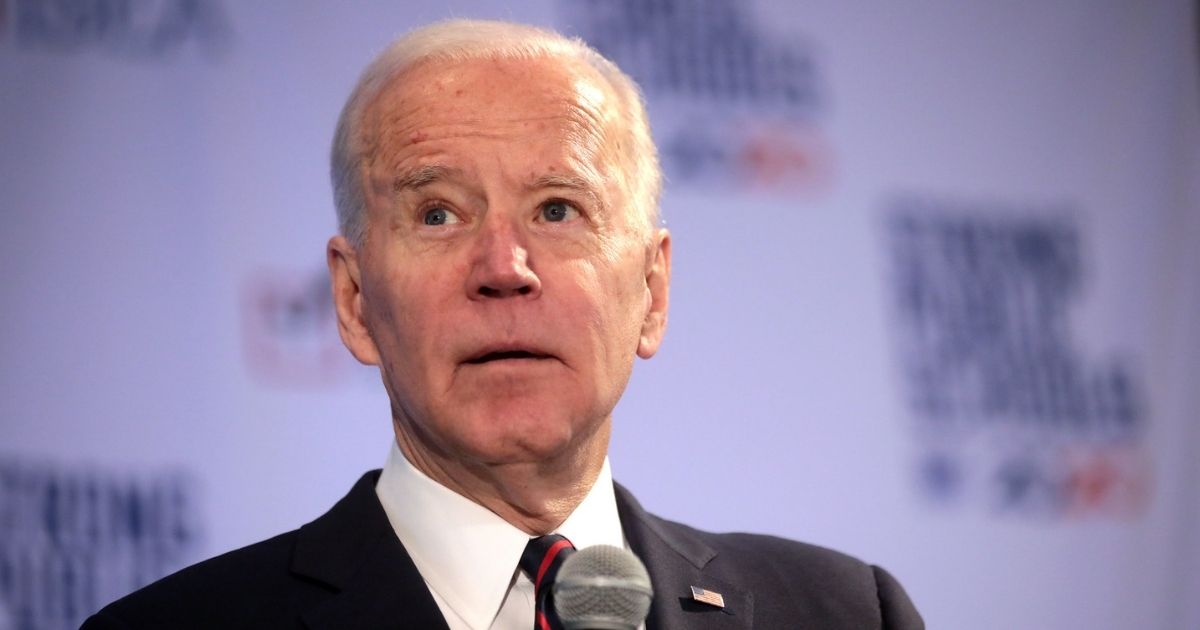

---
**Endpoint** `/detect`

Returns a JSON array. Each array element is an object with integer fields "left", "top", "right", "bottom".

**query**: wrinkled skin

[{"left": 327, "top": 55, "right": 670, "bottom": 532}]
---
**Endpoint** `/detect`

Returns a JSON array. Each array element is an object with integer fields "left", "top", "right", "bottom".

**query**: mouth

[{"left": 463, "top": 348, "right": 554, "bottom": 365}]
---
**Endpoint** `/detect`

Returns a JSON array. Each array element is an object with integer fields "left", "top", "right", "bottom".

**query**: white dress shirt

[{"left": 375, "top": 442, "right": 629, "bottom": 630}]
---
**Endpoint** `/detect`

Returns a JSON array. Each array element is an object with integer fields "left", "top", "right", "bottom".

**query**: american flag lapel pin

[{"left": 689, "top": 585, "right": 726, "bottom": 609}]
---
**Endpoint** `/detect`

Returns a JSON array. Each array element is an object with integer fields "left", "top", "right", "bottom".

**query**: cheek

[
  {"left": 362, "top": 265, "right": 449, "bottom": 375},
  {"left": 567, "top": 257, "right": 646, "bottom": 359}
]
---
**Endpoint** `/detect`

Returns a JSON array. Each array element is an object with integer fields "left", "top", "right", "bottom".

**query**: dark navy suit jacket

[{"left": 81, "top": 471, "right": 924, "bottom": 629}]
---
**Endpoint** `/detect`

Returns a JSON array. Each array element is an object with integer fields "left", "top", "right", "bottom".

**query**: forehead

[{"left": 363, "top": 56, "right": 617, "bottom": 168}]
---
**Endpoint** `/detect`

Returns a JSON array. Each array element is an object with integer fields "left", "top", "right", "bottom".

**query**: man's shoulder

[
  {"left": 646, "top": 509, "right": 881, "bottom": 586},
  {"left": 82, "top": 472, "right": 388, "bottom": 629},
  {"left": 83, "top": 529, "right": 327, "bottom": 629},
  {"left": 617, "top": 487, "right": 924, "bottom": 629},
  {"left": 617, "top": 484, "right": 884, "bottom": 582},
  {"left": 673, "top": 517, "right": 922, "bottom": 628}
]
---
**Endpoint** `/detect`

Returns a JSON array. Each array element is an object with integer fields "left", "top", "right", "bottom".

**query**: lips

[{"left": 462, "top": 345, "right": 556, "bottom": 365}]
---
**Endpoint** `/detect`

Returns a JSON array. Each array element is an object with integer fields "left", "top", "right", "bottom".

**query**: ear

[
  {"left": 637, "top": 229, "right": 671, "bottom": 359},
  {"left": 327, "top": 235, "right": 381, "bottom": 366}
]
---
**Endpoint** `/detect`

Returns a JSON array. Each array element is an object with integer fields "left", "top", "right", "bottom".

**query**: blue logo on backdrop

[
  {"left": 0, "top": 457, "right": 202, "bottom": 630},
  {"left": 884, "top": 197, "right": 1150, "bottom": 518},
  {"left": 1, "top": 0, "right": 231, "bottom": 59},
  {"left": 559, "top": 0, "right": 833, "bottom": 195}
]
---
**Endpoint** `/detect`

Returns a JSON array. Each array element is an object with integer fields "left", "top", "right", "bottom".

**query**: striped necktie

[{"left": 519, "top": 534, "right": 576, "bottom": 630}]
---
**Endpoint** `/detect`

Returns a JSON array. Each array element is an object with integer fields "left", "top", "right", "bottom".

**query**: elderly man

[{"left": 83, "top": 19, "right": 922, "bottom": 630}]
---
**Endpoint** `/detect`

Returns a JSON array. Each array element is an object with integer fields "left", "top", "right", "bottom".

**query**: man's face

[{"left": 329, "top": 56, "right": 670, "bottom": 470}]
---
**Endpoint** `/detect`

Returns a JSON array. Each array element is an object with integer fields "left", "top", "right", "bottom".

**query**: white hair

[{"left": 330, "top": 19, "right": 662, "bottom": 246}]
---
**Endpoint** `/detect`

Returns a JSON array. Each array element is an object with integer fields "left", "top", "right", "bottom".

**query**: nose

[{"left": 466, "top": 219, "right": 542, "bottom": 300}]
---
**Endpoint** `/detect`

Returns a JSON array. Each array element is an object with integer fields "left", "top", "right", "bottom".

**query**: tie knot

[{"left": 520, "top": 534, "right": 576, "bottom": 593}]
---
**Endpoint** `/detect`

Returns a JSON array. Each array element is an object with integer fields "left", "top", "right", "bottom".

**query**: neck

[{"left": 393, "top": 420, "right": 611, "bottom": 535}]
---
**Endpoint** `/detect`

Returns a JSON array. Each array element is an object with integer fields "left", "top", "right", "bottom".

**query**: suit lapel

[
  {"left": 290, "top": 471, "right": 450, "bottom": 630},
  {"left": 615, "top": 484, "right": 753, "bottom": 630},
  {"left": 283, "top": 473, "right": 753, "bottom": 630}
]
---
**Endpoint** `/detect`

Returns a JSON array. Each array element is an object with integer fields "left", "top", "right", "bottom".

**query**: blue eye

[
  {"left": 541, "top": 201, "right": 578, "bottom": 223},
  {"left": 423, "top": 206, "right": 457, "bottom": 226}
]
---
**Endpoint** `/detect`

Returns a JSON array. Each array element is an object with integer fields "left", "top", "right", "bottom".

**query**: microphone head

[{"left": 552, "top": 544, "right": 653, "bottom": 630}]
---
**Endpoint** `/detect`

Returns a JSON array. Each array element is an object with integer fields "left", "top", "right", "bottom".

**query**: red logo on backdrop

[
  {"left": 1062, "top": 447, "right": 1151, "bottom": 516},
  {"left": 240, "top": 268, "right": 361, "bottom": 388},
  {"left": 737, "top": 125, "right": 834, "bottom": 194}
]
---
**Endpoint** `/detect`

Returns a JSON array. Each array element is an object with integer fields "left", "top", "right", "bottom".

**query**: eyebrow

[
  {"left": 529, "top": 174, "right": 605, "bottom": 210},
  {"left": 392, "top": 166, "right": 606, "bottom": 209},
  {"left": 392, "top": 165, "right": 459, "bottom": 193},
  {"left": 532, "top": 174, "right": 592, "bottom": 190}
]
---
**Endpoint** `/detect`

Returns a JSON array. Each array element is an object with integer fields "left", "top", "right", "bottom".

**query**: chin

[{"left": 451, "top": 403, "right": 593, "bottom": 464}]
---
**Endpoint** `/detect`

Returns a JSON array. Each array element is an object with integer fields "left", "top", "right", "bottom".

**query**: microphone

[{"left": 551, "top": 544, "right": 653, "bottom": 630}]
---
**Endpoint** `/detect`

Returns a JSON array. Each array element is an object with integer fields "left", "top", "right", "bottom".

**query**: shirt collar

[{"left": 375, "top": 442, "right": 625, "bottom": 630}]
